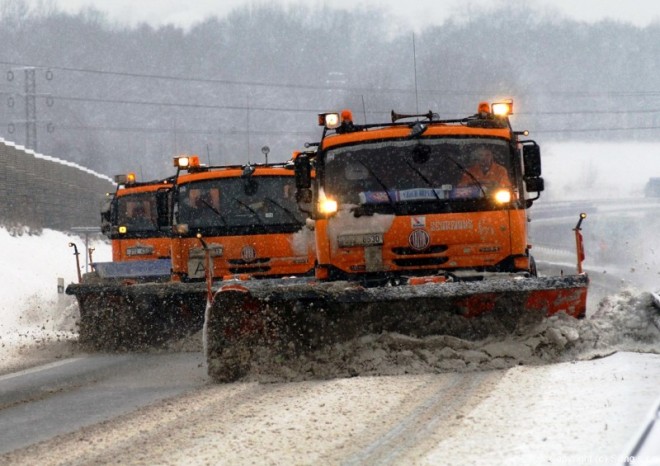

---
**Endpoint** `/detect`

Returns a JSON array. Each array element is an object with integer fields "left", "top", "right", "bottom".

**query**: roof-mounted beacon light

[
  {"left": 340, "top": 109, "right": 353, "bottom": 124},
  {"left": 114, "top": 172, "right": 137, "bottom": 185},
  {"left": 477, "top": 102, "right": 491, "bottom": 115}
]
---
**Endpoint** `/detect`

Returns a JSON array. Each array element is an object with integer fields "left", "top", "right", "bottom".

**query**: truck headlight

[
  {"left": 493, "top": 189, "right": 511, "bottom": 204},
  {"left": 173, "top": 224, "right": 189, "bottom": 235},
  {"left": 319, "top": 198, "right": 338, "bottom": 215}
]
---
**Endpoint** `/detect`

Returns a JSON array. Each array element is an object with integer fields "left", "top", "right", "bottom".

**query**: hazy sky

[{"left": 38, "top": 0, "right": 660, "bottom": 31}]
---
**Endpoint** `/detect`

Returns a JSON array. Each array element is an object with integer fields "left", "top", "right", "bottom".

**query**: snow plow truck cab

[{"left": 93, "top": 172, "right": 174, "bottom": 281}]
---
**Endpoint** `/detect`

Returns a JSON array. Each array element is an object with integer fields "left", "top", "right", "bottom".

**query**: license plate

[
  {"left": 126, "top": 246, "right": 153, "bottom": 256},
  {"left": 338, "top": 233, "right": 384, "bottom": 247}
]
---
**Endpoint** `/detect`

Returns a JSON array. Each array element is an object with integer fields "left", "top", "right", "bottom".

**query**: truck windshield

[
  {"left": 177, "top": 175, "right": 304, "bottom": 229},
  {"left": 323, "top": 137, "right": 515, "bottom": 211},
  {"left": 116, "top": 192, "right": 159, "bottom": 232}
]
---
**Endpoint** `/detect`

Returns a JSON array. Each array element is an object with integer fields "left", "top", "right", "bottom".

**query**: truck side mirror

[
  {"left": 522, "top": 143, "right": 542, "bottom": 178},
  {"left": 156, "top": 189, "right": 171, "bottom": 228},
  {"left": 295, "top": 154, "right": 312, "bottom": 189},
  {"left": 100, "top": 197, "right": 114, "bottom": 235},
  {"left": 525, "top": 176, "right": 544, "bottom": 193}
]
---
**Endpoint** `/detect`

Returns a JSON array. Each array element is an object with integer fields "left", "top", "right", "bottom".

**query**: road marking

[{"left": 0, "top": 357, "right": 85, "bottom": 381}]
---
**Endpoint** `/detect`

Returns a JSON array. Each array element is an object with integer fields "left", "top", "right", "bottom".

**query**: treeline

[{"left": 0, "top": 0, "right": 657, "bottom": 179}]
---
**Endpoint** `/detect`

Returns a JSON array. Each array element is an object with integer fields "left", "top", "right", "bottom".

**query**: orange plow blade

[{"left": 204, "top": 274, "right": 588, "bottom": 382}]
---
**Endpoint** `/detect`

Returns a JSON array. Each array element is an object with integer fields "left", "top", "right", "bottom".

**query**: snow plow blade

[
  {"left": 66, "top": 281, "right": 207, "bottom": 351},
  {"left": 205, "top": 273, "right": 589, "bottom": 382}
]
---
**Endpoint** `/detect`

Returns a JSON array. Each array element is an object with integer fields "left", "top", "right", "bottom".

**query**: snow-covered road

[{"left": 1, "top": 352, "right": 658, "bottom": 465}]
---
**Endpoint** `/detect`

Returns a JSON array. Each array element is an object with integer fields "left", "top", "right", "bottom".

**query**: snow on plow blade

[
  {"left": 205, "top": 274, "right": 589, "bottom": 382},
  {"left": 66, "top": 281, "right": 207, "bottom": 351}
]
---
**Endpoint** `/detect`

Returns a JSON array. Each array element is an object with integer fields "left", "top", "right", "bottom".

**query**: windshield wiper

[
  {"left": 263, "top": 197, "right": 302, "bottom": 224},
  {"left": 356, "top": 160, "right": 400, "bottom": 214},
  {"left": 445, "top": 155, "right": 487, "bottom": 198},
  {"left": 231, "top": 197, "right": 266, "bottom": 228},
  {"left": 200, "top": 198, "right": 228, "bottom": 225},
  {"left": 403, "top": 159, "right": 441, "bottom": 201}
]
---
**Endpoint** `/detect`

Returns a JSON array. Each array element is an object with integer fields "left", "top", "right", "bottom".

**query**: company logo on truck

[
  {"left": 241, "top": 245, "right": 257, "bottom": 263},
  {"left": 408, "top": 229, "right": 430, "bottom": 251}
]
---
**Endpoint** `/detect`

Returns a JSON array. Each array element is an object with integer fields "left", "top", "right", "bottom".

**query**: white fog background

[{"left": 37, "top": 0, "right": 660, "bottom": 31}]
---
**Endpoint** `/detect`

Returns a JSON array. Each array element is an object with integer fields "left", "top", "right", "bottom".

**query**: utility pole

[
  {"left": 6, "top": 67, "right": 53, "bottom": 152},
  {"left": 24, "top": 67, "right": 36, "bottom": 151}
]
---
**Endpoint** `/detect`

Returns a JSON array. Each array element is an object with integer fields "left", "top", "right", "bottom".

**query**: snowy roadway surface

[
  {"left": 0, "top": 351, "right": 658, "bottom": 465},
  {"left": 0, "top": 285, "right": 659, "bottom": 465}
]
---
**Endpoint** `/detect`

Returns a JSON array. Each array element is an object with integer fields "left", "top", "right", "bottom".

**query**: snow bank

[
  {"left": 242, "top": 286, "right": 660, "bottom": 383},
  {"left": 0, "top": 227, "right": 111, "bottom": 372}
]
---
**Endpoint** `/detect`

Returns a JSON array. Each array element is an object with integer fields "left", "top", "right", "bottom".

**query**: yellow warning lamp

[
  {"left": 114, "top": 172, "right": 137, "bottom": 185},
  {"left": 477, "top": 102, "right": 490, "bottom": 115},
  {"left": 340, "top": 109, "right": 354, "bottom": 124}
]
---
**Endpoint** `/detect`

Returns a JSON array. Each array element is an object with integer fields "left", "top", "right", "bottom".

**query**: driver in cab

[{"left": 459, "top": 146, "right": 511, "bottom": 189}]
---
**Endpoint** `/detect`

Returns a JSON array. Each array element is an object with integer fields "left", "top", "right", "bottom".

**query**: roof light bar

[
  {"left": 114, "top": 172, "right": 137, "bottom": 185},
  {"left": 173, "top": 155, "right": 200, "bottom": 170},
  {"left": 318, "top": 112, "right": 341, "bottom": 129},
  {"left": 492, "top": 99, "right": 514, "bottom": 116}
]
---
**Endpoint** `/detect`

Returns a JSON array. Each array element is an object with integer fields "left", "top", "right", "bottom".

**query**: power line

[
  {"left": 534, "top": 125, "right": 660, "bottom": 134},
  {"left": 36, "top": 123, "right": 316, "bottom": 136},
  {"left": 51, "top": 94, "right": 328, "bottom": 113},
  {"left": 2, "top": 59, "right": 660, "bottom": 98},
  {"left": 518, "top": 109, "right": 660, "bottom": 115},
  {"left": 6, "top": 119, "right": 657, "bottom": 136},
  {"left": 42, "top": 93, "right": 660, "bottom": 117}
]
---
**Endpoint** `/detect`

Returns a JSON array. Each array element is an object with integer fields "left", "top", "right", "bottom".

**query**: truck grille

[
  {"left": 391, "top": 245, "right": 448, "bottom": 255},
  {"left": 392, "top": 257, "right": 449, "bottom": 267},
  {"left": 228, "top": 265, "right": 272, "bottom": 274},
  {"left": 391, "top": 244, "right": 448, "bottom": 267},
  {"left": 228, "top": 258, "right": 270, "bottom": 266}
]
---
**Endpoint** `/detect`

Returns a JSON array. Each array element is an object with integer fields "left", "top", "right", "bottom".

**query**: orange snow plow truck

[
  {"left": 66, "top": 158, "right": 315, "bottom": 350},
  {"left": 97, "top": 172, "right": 173, "bottom": 279},
  {"left": 205, "top": 100, "right": 589, "bottom": 381}
]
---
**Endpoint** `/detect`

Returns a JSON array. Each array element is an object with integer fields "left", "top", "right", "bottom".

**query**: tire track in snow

[{"left": 343, "top": 371, "right": 502, "bottom": 465}]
